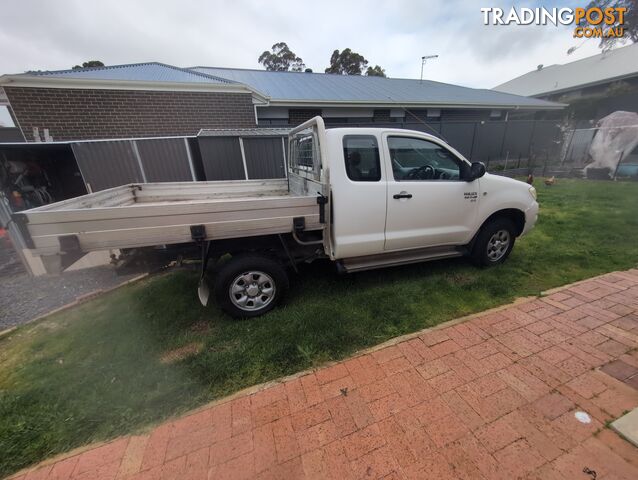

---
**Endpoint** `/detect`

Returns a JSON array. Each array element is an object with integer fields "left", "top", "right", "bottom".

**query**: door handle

[{"left": 393, "top": 192, "right": 413, "bottom": 199}]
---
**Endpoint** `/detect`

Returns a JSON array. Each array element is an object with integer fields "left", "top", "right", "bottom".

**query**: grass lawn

[{"left": 1, "top": 178, "right": 638, "bottom": 477}]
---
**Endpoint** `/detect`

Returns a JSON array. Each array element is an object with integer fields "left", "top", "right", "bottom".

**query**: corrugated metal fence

[
  {"left": 335, "top": 119, "right": 562, "bottom": 168},
  {"left": 0, "top": 128, "right": 24, "bottom": 143},
  {"left": 69, "top": 132, "right": 288, "bottom": 192},
  {"left": 72, "top": 137, "right": 198, "bottom": 192},
  {"left": 197, "top": 129, "right": 288, "bottom": 182},
  {"left": 2, "top": 120, "right": 563, "bottom": 193}
]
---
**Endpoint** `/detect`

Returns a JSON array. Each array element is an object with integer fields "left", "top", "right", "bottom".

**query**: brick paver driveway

[{"left": 12, "top": 270, "right": 638, "bottom": 479}]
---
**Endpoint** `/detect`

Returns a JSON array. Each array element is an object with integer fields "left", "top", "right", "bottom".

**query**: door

[
  {"left": 330, "top": 133, "right": 388, "bottom": 258},
  {"left": 384, "top": 134, "right": 478, "bottom": 251}
]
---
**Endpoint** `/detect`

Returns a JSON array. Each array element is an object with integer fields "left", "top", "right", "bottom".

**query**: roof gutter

[{"left": 261, "top": 99, "right": 566, "bottom": 110}]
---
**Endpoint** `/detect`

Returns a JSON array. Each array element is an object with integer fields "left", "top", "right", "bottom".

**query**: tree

[
  {"left": 72, "top": 60, "right": 105, "bottom": 70},
  {"left": 258, "top": 42, "right": 305, "bottom": 72},
  {"left": 366, "top": 65, "right": 386, "bottom": 77},
  {"left": 325, "top": 48, "right": 369, "bottom": 75},
  {"left": 577, "top": 0, "right": 637, "bottom": 51}
]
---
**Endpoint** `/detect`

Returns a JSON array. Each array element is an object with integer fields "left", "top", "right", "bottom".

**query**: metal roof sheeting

[
  {"left": 493, "top": 43, "right": 638, "bottom": 97},
  {"left": 190, "top": 66, "right": 561, "bottom": 109},
  {"left": 7, "top": 61, "right": 564, "bottom": 109},
  {"left": 25, "top": 62, "right": 234, "bottom": 85}
]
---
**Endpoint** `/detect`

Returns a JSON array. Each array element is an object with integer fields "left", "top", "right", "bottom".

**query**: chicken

[
  {"left": 526, "top": 174, "right": 534, "bottom": 185},
  {"left": 544, "top": 176, "right": 555, "bottom": 186}
]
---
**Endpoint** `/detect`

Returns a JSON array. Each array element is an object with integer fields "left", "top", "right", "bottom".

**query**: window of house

[
  {"left": 343, "top": 135, "right": 381, "bottom": 182},
  {"left": 258, "top": 118, "right": 290, "bottom": 126}
]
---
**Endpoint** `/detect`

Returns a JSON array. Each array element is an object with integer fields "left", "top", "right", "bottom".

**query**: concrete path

[{"left": 11, "top": 270, "right": 638, "bottom": 480}]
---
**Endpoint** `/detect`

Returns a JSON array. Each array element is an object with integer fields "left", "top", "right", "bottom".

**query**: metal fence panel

[
  {"left": 0, "top": 128, "right": 24, "bottom": 142},
  {"left": 564, "top": 129, "right": 596, "bottom": 164},
  {"left": 242, "top": 137, "right": 286, "bottom": 179},
  {"left": 501, "top": 121, "right": 535, "bottom": 160},
  {"left": 440, "top": 122, "right": 476, "bottom": 158},
  {"left": 473, "top": 122, "right": 507, "bottom": 162},
  {"left": 71, "top": 140, "right": 143, "bottom": 192},
  {"left": 198, "top": 137, "right": 246, "bottom": 180},
  {"left": 135, "top": 138, "right": 194, "bottom": 182},
  {"left": 403, "top": 121, "right": 442, "bottom": 136},
  {"left": 326, "top": 119, "right": 561, "bottom": 166},
  {"left": 532, "top": 121, "right": 560, "bottom": 155}
]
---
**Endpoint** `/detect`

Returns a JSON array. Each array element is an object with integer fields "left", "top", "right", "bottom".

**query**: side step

[{"left": 339, "top": 246, "right": 464, "bottom": 273}]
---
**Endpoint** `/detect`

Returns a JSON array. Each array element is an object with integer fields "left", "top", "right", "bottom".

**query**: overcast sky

[{"left": 0, "top": 0, "right": 607, "bottom": 88}]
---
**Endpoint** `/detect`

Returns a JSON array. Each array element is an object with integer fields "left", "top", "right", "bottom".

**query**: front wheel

[
  {"left": 471, "top": 218, "right": 516, "bottom": 267},
  {"left": 214, "top": 254, "right": 289, "bottom": 318}
]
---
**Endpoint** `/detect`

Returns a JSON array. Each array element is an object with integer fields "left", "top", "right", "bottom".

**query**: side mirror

[{"left": 467, "top": 162, "right": 486, "bottom": 181}]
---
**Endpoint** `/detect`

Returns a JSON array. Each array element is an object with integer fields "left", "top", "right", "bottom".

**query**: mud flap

[
  {"left": 197, "top": 241, "right": 212, "bottom": 306},
  {"left": 198, "top": 277, "right": 210, "bottom": 307}
]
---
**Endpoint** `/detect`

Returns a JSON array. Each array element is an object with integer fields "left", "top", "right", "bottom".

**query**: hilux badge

[{"left": 464, "top": 191, "right": 478, "bottom": 202}]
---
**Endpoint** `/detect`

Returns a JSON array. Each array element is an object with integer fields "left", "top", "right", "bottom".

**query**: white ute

[{"left": 14, "top": 117, "right": 539, "bottom": 317}]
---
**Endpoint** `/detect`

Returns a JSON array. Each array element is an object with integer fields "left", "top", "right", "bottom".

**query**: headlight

[{"left": 528, "top": 186, "right": 537, "bottom": 200}]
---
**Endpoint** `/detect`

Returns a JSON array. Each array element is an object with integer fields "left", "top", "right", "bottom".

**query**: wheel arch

[
  {"left": 480, "top": 208, "right": 526, "bottom": 236},
  {"left": 468, "top": 208, "right": 526, "bottom": 251}
]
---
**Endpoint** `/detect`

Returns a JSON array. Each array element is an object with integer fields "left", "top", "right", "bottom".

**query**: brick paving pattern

[{"left": 11, "top": 270, "right": 638, "bottom": 479}]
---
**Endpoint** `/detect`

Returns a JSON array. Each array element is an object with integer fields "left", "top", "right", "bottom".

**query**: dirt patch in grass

[
  {"left": 189, "top": 320, "right": 211, "bottom": 335},
  {"left": 160, "top": 342, "right": 204, "bottom": 364},
  {"left": 443, "top": 271, "right": 475, "bottom": 286}
]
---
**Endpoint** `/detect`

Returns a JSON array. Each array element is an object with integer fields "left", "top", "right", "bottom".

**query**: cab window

[
  {"left": 388, "top": 136, "right": 463, "bottom": 181},
  {"left": 343, "top": 135, "right": 381, "bottom": 182}
]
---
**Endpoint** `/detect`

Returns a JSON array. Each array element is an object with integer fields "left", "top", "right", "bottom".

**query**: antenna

[{"left": 420, "top": 55, "right": 439, "bottom": 83}]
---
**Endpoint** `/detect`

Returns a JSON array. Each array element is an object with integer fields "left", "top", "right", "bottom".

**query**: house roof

[
  {"left": 493, "top": 43, "right": 638, "bottom": 97},
  {"left": 0, "top": 61, "right": 563, "bottom": 110},
  {"left": 191, "top": 66, "right": 562, "bottom": 109},
  {"left": 23, "top": 62, "right": 235, "bottom": 84}
]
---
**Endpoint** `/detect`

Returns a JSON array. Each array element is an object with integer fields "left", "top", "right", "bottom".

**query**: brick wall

[
  {"left": 373, "top": 109, "right": 391, "bottom": 122},
  {"left": 4, "top": 87, "right": 257, "bottom": 141},
  {"left": 288, "top": 109, "right": 322, "bottom": 126}
]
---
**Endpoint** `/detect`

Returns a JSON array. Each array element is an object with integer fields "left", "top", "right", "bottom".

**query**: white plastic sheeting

[{"left": 587, "top": 111, "right": 638, "bottom": 174}]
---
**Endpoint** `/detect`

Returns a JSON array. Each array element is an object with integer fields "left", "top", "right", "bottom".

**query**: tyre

[
  {"left": 471, "top": 218, "right": 516, "bottom": 267},
  {"left": 214, "top": 254, "right": 289, "bottom": 318}
]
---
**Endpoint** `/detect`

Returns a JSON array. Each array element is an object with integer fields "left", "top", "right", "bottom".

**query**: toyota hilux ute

[{"left": 14, "top": 117, "right": 539, "bottom": 317}]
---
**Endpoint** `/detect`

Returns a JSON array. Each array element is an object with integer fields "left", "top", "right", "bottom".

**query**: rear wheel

[
  {"left": 471, "top": 218, "right": 516, "bottom": 267},
  {"left": 214, "top": 254, "right": 289, "bottom": 318}
]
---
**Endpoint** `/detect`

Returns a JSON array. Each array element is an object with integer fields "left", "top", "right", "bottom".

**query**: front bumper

[{"left": 521, "top": 201, "right": 539, "bottom": 236}]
